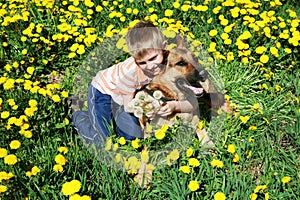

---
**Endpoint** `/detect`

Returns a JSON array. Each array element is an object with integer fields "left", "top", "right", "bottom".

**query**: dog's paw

[
  {"left": 135, "top": 162, "right": 153, "bottom": 187},
  {"left": 196, "top": 128, "right": 214, "bottom": 146}
]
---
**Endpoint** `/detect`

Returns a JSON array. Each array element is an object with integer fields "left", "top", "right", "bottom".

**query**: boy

[{"left": 73, "top": 20, "right": 197, "bottom": 147}]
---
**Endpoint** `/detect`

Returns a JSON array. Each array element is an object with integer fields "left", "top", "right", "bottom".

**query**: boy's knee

[{"left": 116, "top": 126, "right": 144, "bottom": 140}]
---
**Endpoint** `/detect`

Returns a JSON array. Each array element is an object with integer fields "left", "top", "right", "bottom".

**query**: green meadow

[{"left": 0, "top": 0, "right": 299, "bottom": 199}]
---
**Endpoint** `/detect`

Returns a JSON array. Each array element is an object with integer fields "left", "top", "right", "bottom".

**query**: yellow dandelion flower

[
  {"left": 0, "top": 148, "right": 8, "bottom": 158},
  {"left": 209, "top": 29, "right": 218, "bottom": 37},
  {"left": 148, "top": 7, "right": 155, "bottom": 13},
  {"left": 188, "top": 158, "right": 200, "bottom": 167},
  {"left": 146, "top": 164, "right": 155, "bottom": 171},
  {"left": 179, "top": 165, "right": 190, "bottom": 174},
  {"left": 119, "top": 137, "right": 126, "bottom": 145},
  {"left": 270, "top": 47, "right": 279, "bottom": 57},
  {"left": 173, "top": 1, "right": 180, "bottom": 8},
  {"left": 255, "top": 46, "right": 266, "bottom": 54},
  {"left": 31, "top": 166, "right": 40, "bottom": 176},
  {"left": 250, "top": 193, "right": 257, "bottom": 200},
  {"left": 55, "top": 154, "right": 67, "bottom": 165},
  {"left": 169, "top": 149, "right": 179, "bottom": 161},
  {"left": 58, "top": 147, "right": 68, "bottom": 154},
  {"left": 69, "top": 194, "right": 81, "bottom": 200},
  {"left": 155, "top": 124, "right": 168, "bottom": 140},
  {"left": 198, "top": 120, "right": 204, "bottom": 130},
  {"left": 64, "top": 118, "right": 70, "bottom": 125},
  {"left": 140, "top": 150, "right": 149, "bottom": 163},
  {"left": 281, "top": 176, "right": 291, "bottom": 183},
  {"left": 214, "top": 192, "right": 226, "bottom": 200},
  {"left": 84, "top": 0, "right": 94, "bottom": 7},
  {"left": 25, "top": 171, "right": 32, "bottom": 177},
  {"left": 1, "top": 111, "right": 10, "bottom": 119},
  {"left": 61, "top": 91, "right": 69, "bottom": 98},
  {"left": 284, "top": 48, "right": 292, "bottom": 54},
  {"left": 262, "top": 83, "right": 269, "bottom": 90},
  {"left": 0, "top": 171, "right": 14, "bottom": 181},
  {"left": 126, "top": 7, "right": 132, "bottom": 14},
  {"left": 133, "top": 8, "right": 139, "bottom": 15},
  {"left": 188, "top": 180, "right": 199, "bottom": 191},
  {"left": 26, "top": 67, "right": 35, "bottom": 75},
  {"left": 115, "top": 153, "right": 122, "bottom": 163},
  {"left": 265, "top": 193, "right": 269, "bottom": 200},
  {"left": 53, "top": 164, "right": 64, "bottom": 172},
  {"left": 211, "top": 159, "right": 224, "bottom": 168},
  {"left": 61, "top": 180, "right": 82, "bottom": 196},
  {"left": 181, "top": 4, "right": 191, "bottom": 12},
  {"left": 239, "top": 115, "right": 250, "bottom": 124},
  {"left": 113, "top": 143, "right": 118, "bottom": 151},
  {"left": 249, "top": 126, "right": 257, "bottom": 130},
  {"left": 24, "top": 107, "right": 37, "bottom": 117},
  {"left": 52, "top": 95, "right": 61, "bottom": 103},
  {"left": 105, "top": 137, "right": 112, "bottom": 150},
  {"left": 254, "top": 185, "right": 267, "bottom": 193},
  {"left": 22, "top": 49, "right": 28, "bottom": 55},
  {"left": 207, "top": 18, "right": 213, "bottom": 24},
  {"left": 186, "top": 148, "right": 193, "bottom": 157},
  {"left": 162, "top": 29, "right": 176, "bottom": 38},
  {"left": 68, "top": 52, "right": 76, "bottom": 58},
  {"left": 9, "top": 140, "right": 21, "bottom": 149},
  {"left": 7, "top": 99, "right": 15, "bottom": 106},
  {"left": 13, "top": 62, "right": 19, "bottom": 68},
  {"left": 0, "top": 185, "right": 7, "bottom": 193},
  {"left": 132, "top": 138, "right": 140, "bottom": 149},
  {"left": 213, "top": 6, "right": 222, "bottom": 14},
  {"left": 4, "top": 154, "right": 18, "bottom": 165},
  {"left": 23, "top": 130, "right": 33, "bottom": 138},
  {"left": 260, "top": 55, "right": 269, "bottom": 64},
  {"left": 28, "top": 99, "right": 38, "bottom": 107},
  {"left": 164, "top": 9, "right": 173, "bottom": 17},
  {"left": 233, "top": 153, "right": 240, "bottom": 162},
  {"left": 96, "top": 5, "right": 103, "bottom": 12},
  {"left": 76, "top": 45, "right": 85, "bottom": 55},
  {"left": 253, "top": 103, "right": 260, "bottom": 109},
  {"left": 227, "top": 144, "right": 236, "bottom": 153}
]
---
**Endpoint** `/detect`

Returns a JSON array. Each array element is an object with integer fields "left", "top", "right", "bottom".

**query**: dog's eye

[
  {"left": 192, "top": 54, "right": 198, "bottom": 62},
  {"left": 176, "top": 60, "right": 187, "bottom": 66}
]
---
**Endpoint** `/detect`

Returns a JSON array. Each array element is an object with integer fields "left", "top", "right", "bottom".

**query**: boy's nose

[{"left": 146, "top": 63, "right": 156, "bottom": 70}]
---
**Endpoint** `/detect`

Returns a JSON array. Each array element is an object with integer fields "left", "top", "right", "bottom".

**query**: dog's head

[
  {"left": 156, "top": 35, "right": 208, "bottom": 98},
  {"left": 166, "top": 35, "right": 208, "bottom": 83}
]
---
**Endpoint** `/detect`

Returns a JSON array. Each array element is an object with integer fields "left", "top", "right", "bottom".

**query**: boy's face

[{"left": 134, "top": 49, "right": 164, "bottom": 77}]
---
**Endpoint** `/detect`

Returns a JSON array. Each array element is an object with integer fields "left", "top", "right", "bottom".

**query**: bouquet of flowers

[{"left": 127, "top": 90, "right": 163, "bottom": 118}]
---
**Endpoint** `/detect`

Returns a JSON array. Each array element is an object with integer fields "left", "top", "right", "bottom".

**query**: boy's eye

[
  {"left": 137, "top": 61, "right": 146, "bottom": 65},
  {"left": 148, "top": 55, "right": 157, "bottom": 61},
  {"left": 176, "top": 60, "right": 187, "bottom": 66}
]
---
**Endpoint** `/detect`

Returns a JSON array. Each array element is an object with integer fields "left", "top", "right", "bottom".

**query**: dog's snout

[{"left": 199, "top": 70, "right": 208, "bottom": 82}]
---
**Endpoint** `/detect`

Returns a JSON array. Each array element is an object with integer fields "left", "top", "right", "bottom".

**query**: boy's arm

[
  {"left": 122, "top": 93, "right": 135, "bottom": 113},
  {"left": 157, "top": 96, "right": 198, "bottom": 116}
]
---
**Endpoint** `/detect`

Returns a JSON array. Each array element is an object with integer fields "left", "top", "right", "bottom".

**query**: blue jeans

[{"left": 72, "top": 85, "right": 144, "bottom": 148}]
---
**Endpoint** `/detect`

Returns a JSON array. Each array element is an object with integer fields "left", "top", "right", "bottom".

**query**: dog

[
  {"left": 134, "top": 35, "right": 228, "bottom": 186},
  {"left": 136, "top": 35, "right": 226, "bottom": 143}
]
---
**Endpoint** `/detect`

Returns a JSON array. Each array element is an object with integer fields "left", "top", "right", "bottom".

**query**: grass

[{"left": 0, "top": 0, "right": 299, "bottom": 199}]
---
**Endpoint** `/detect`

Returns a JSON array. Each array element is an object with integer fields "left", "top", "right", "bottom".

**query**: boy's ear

[
  {"left": 163, "top": 40, "right": 168, "bottom": 50},
  {"left": 176, "top": 35, "right": 187, "bottom": 49}
]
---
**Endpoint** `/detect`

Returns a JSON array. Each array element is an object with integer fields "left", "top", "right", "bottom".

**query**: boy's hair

[{"left": 126, "top": 20, "right": 165, "bottom": 59}]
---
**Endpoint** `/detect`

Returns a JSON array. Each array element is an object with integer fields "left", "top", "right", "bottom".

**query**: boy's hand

[
  {"left": 145, "top": 111, "right": 156, "bottom": 120},
  {"left": 156, "top": 101, "right": 177, "bottom": 117}
]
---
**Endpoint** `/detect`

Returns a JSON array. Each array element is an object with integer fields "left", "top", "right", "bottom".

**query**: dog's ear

[{"left": 176, "top": 35, "right": 187, "bottom": 49}]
